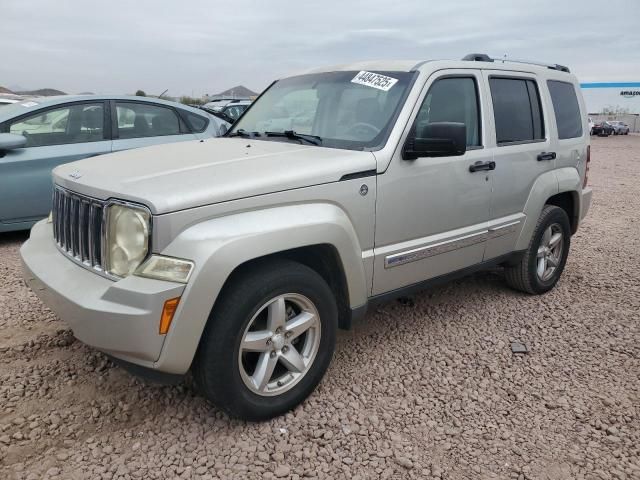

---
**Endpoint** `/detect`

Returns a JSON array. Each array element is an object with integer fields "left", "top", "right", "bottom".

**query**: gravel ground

[{"left": 1, "top": 135, "right": 639, "bottom": 480}]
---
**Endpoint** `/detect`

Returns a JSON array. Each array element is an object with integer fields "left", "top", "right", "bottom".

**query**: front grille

[{"left": 52, "top": 187, "right": 104, "bottom": 270}]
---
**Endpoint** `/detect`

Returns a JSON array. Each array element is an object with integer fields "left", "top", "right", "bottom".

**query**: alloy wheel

[
  {"left": 536, "top": 223, "right": 563, "bottom": 282},
  {"left": 238, "top": 293, "right": 321, "bottom": 396}
]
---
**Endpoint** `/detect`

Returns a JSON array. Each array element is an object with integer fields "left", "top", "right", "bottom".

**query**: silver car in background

[
  {"left": 202, "top": 98, "right": 252, "bottom": 123},
  {"left": 608, "top": 121, "right": 630, "bottom": 135},
  {"left": 0, "top": 98, "right": 22, "bottom": 107},
  {"left": 0, "top": 95, "right": 229, "bottom": 232}
]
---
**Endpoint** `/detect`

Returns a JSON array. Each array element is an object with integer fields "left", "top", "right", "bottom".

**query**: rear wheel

[
  {"left": 194, "top": 259, "right": 338, "bottom": 420},
  {"left": 505, "top": 205, "right": 571, "bottom": 294}
]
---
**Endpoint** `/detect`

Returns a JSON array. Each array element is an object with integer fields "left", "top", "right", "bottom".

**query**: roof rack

[{"left": 461, "top": 53, "right": 570, "bottom": 73}]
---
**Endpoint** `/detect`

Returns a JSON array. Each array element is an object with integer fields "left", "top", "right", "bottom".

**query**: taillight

[{"left": 583, "top": 145, "right": 590, "bottom": 188}]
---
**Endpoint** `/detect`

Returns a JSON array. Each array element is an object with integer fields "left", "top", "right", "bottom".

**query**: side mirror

[
  {"left": 0, "top": 133, "right": 27, "bottom": 153},
  {"left": 403, "top": 122, "right": 466, "bottom": 160}
]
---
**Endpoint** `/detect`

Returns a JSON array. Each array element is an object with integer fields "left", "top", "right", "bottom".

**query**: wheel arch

[
  {"left": 546, "top": 190, "right": 579, "bottom": 234},
  {"left": 153, "top": 202, "right": 367, "bottom": 374},
  {"left": 219, "top": 244, "right": 352, "bottom": 331},
  {"left": 515, "top": 167, "right": 582, "bottom": 251}
]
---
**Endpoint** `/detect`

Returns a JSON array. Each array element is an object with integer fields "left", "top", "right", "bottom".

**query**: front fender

[{"left": 154, "top": 202, "right": 367, "bottom": 374}]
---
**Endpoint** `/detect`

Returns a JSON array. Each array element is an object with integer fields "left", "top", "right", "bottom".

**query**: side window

[
  {"left": 185, "top": 111, "right": 208, "bottom": 132},
  {"left": 547, "top": 80, "right": 583, "bottom": 139},
  {"left": 224, "top": 105, "right": 247, "bottom": 120},
  {"left": 9, "top": 103, "right": 104, "bottom": 147},
  {"left": 116, "top": 102, "right": 181, "bottom": 139},
  {"left": 414, "top": 77, "right": 481, "bottom": 147},
  {"left": 489, "top": 77, "right": 544, "bottom": 144}
]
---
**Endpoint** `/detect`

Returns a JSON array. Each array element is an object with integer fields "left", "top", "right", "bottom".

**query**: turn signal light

[{"left": 159, "top": 297, "right": 181, "bottom": 334}]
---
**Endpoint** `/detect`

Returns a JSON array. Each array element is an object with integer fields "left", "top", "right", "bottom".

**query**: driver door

[{"left": 373, "top": 70, "right": 493, "bottom": 295}]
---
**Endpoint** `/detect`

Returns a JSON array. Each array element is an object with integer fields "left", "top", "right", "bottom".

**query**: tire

[
  {"left": 193, "top": 259, "right": 338, "bottom": 421},
  {"left": 504, "top": 205, "right": 571, "bottom": 294}
]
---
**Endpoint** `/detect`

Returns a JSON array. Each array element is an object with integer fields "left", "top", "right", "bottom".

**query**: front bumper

[{"left": 21, "top": 220, "right": 185, "bottom": 368}]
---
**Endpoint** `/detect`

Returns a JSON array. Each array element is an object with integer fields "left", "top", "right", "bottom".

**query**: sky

[{"left": 2, "top": 0, "right": 639, "bottom": 97}]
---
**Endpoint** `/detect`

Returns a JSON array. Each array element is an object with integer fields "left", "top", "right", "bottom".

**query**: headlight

[
  {"left": 105, "top": 203, "right": 151, "bottom": 277},
  {"left": 135, "top": 255, "right": 194, "bottom": 283}
]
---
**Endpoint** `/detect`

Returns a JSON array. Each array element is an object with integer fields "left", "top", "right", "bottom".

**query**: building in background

[
  {"left": 204, "top": 85, "right": 258, "bottom": 102},
  {"left": 581, "top": 82, "right": 640, "bottom": 132}
]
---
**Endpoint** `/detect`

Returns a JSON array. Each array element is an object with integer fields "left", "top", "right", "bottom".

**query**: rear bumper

[
  {"left": 21, "top": 220, "right": 185, "bottom": 367},
  {"left": 580, "top": 187, "right": 593, "bottom": 222}
]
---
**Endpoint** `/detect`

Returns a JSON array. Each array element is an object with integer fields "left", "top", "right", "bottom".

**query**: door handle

[
  {"left": 537, "top": 151, "right": 556, "bottom": 161},
  {"left": 469, "top": 160, "right": 496, "bottom": 172}
]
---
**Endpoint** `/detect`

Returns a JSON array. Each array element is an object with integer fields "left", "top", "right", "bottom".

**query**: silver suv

[{"left": 22, "top": 54, "right": 592, "bottom": 420}]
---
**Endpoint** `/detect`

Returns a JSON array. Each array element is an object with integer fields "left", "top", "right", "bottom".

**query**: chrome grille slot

[{"left": 52, "top": 186, "right": 104, "bottom": 270}]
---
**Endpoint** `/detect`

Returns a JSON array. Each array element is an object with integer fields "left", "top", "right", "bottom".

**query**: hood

[{"left": 53, "top": 138, "right": 376, "bottom": 214}]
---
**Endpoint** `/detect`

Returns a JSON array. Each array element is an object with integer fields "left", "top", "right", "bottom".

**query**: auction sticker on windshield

[{"left": 351, "top": 71, "right": 398, "bottom": 91}]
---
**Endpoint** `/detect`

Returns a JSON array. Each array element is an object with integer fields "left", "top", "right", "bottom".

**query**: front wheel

[
  {"left": 505, "top": 205, "right": 571, "bottom": 294},
  {"left": 193, "top": 259, "right": 338, "bottom": 420}
]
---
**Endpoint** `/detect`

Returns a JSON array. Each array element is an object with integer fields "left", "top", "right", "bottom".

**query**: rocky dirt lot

[{"left": 1, "top": 135, "right": 639, "bottom": 480}]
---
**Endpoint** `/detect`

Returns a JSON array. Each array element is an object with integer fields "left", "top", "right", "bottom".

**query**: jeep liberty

[{"left": 21, "top": 54, "right": 592, "bottom": 420}]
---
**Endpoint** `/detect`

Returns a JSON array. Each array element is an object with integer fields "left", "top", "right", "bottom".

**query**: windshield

[
  {"left": 0, "top": 101, "right": 42, "bottom": 120},
  {"left": 229, "top": 70, "right": 416, "bottom": 150}
]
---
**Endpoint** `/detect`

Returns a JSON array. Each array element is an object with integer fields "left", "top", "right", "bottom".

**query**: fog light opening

[{"left": 160, "top": 297, "right": 181, "bottom": 335}]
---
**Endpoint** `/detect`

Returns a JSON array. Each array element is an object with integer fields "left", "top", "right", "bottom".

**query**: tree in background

[
  {"left": 179, "top": 96, "right": 204, "bottom": 106},
  {"left": 135, "top": 90, "right": 146, "bottom": 97},
  {"left": 602, "top": 105, "right": 630, "bottom": 115}
]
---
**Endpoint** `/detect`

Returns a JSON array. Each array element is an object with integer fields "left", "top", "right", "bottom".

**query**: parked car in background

[
  {"left": 591, "top": 121, "right": 614, "bottom": 136},
  {"left": 201, "top": 99, "right": 252, "bottom": 124},
  {"left": 203, "top": 97, "right": 250, "bottom": 108},
  {"left": 0, "top": 95, "right": 226, "bottom": 232},
  {"left": 0, "top": 97, "right": 21, "bottom": 107},
  {"left": 608, "top": 121, "right": 629, "bottom": 135}
]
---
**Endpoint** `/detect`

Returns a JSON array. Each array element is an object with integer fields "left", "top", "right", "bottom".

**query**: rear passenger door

[
  {"left": 110, "top": 101, "right": 197, "bottom": 152},
  {"left": 481, "top": 72, "right": 554, "bottom": 260}
]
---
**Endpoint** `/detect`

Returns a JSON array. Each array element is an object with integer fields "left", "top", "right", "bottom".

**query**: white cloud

[{"left": 2, "top": 0, "right": 638, "bottom": 95}]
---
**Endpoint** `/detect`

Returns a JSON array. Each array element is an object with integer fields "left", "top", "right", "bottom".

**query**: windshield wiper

[
  {"left": 265, "top": 130, "right": 322, "bottom": 146},
  {"left": 227, "top": 129, "right": 249, "bottom": 137},
  {"left": 228, "top": 129, "right": 262, "bottom": 138}
]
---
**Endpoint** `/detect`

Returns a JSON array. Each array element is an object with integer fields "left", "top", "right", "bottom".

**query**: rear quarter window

[{"left": 547, "top": 80, "right": 583, "bottom": 139}]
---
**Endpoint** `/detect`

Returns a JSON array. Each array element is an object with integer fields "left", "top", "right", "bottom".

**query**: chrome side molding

[{"left": 384, "top": 220, "right": 521, "bottom": 269}]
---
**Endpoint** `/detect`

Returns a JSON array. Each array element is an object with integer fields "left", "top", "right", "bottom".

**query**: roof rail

[{"left": 461, "top": 53, "right": 570, "bottom": 73}]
